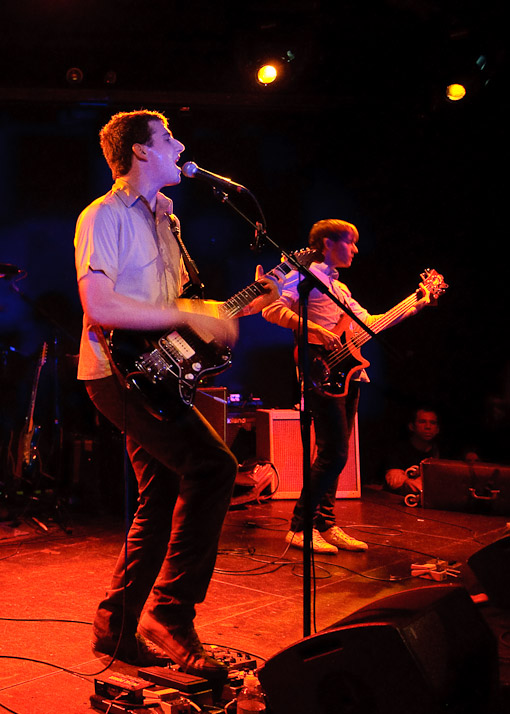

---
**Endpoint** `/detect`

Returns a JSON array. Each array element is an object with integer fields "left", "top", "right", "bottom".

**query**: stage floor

[{"left": 1, "top": 487, "right": 510, "bottom": 713}]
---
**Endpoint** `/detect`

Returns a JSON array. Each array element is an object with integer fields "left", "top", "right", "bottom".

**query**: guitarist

[
  {"left": 74, "top": 110, "right": 279, "bottom": 676},
  {"left": 262, "top": 219, "right": 431, "bottom": 554}
]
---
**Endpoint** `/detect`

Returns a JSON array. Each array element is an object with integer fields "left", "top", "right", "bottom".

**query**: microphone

[{"left": 181, "top": 161, "right": 248, "bottom": 194}]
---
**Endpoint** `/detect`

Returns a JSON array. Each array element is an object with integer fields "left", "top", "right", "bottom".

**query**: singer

[{"left": 74, "top": 110, "right": 280, "bottom": 677}]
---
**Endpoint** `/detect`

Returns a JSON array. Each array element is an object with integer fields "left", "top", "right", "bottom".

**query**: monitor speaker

[
  {"left": 258, "top": 585, "right": 498, "bottom": 714},
  {"left": 255, "top": 408, "right": 360, "bottom": 498},
  {"left": 468, "top": 535, "right": 510, "bottom": 609}
]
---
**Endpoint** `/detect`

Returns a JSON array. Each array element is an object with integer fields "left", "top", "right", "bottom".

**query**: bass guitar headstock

[{"left": 420, "top": 268, "right": 448, "bottom": 300}]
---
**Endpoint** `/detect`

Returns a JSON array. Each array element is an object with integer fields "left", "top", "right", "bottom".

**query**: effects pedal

[
  {"left": 95, "top": 674, "right": 151, "bottom": 705},
  {"left": 138, "top": 667, "right": 211, "bottom": 695},
  {"left": 204, "top": 645, "right": 258, "bottom": 672},
  {"left": 90, "top": 693, "right": 147, "bottom": 713}
]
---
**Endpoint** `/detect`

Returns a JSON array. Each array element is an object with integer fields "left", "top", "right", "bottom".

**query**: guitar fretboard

[{"left": 220, "top": 261, "right": 296, "bottom": 319}]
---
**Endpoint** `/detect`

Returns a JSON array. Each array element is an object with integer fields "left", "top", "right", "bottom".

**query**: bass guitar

[
  {"left": 307, "top": 268, "right": 448, "bottom": 397},
  {"left": 108, "top": 249, "right": 316, "bottom": 416}
]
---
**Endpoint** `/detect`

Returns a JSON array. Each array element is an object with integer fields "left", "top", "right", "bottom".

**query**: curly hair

[
  {"left": 308, "top": 219, "right": 359, "bottom": 260},
  {"left": 99, "top": 110, "right": 168, "bottom": 178}
]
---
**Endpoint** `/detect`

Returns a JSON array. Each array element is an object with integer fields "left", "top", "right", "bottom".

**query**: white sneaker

[
  {"left": 285, "top": 529, "right": 338, "bottom": 554},
  {"left": 321, "top": 526, "right": 368, "bottom": 551}
]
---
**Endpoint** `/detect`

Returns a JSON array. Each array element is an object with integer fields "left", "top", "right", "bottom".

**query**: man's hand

[
  {"left": 241, "top": 264, "right": 282, "bottom": 316},
  {"left": 385, "top": 467, "right": 422, "bottom": 494},
  {"left": 176, "top": 298, "right": 238, "bottom": 346},
  {"left": 187, "top": 311, "right": 239, "bottom": 346},
  {"left": 310, "top": 323, "right": 343, "bottom": 350},
  {"left": 414, "top": 281, "right": 431, "bottom": 313}
]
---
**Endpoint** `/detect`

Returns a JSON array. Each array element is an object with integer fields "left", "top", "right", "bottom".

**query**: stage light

[
  {"left": 66, "top": 67, "right": 83, "bottom": 85},
  {"left": 446, "top": 82, "right": 467, "bottom": 101},
  {"left": 257, "top": 63, "right": 278, "bottom": 85},
  {"left": 103, "top": 70, "right": 117, "bottom": 86}
]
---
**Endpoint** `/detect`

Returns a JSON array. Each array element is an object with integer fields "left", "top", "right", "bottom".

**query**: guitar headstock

[
  {"left": 420, "top": 268, "right": 448, "bottom": 300},
  {"left": 281, "top": 248, "right": 319, "bottom": 270}
]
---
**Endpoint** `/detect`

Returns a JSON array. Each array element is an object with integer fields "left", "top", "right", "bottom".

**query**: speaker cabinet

[
  {"left": 194, "top": 387, "right": 227, "bottom": 442},
  {"left": 255, "top": 408, "right": 360, "bottom": 498},
  {"left": 258, "top": 585, "right": 499, "bottom": 714},
  {"left": 468, "top": 536, "right": 510, "bottom": 609}
]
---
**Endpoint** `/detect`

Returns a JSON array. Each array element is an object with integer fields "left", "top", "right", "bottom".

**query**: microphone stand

[{"left": 207, "top": 183, "right": 382, "bottom": 637}]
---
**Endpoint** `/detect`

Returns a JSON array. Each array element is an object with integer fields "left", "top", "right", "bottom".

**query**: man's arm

[
  {"left": 385, "top": 465, "right": 422, "bottom": 492},
  {"left": 261, "top": 300, "right": 345, "bottom": 350},
  {"left": 79, "top": 270, "right": 238, "bottom": 345}
]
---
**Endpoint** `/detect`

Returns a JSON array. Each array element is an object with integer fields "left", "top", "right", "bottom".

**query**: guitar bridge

[{"left": 136, "top": 349, "right": 174, "bottom": 382}]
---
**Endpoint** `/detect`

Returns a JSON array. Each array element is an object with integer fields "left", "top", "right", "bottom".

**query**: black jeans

[
  {"left": 290, "top": 382, "right": 360, "bottom": 533},
  {"left": 86, "top": 376, "right": 237, "bottom": 639}
]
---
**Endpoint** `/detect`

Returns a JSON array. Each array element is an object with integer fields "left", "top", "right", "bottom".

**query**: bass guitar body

[{"left": 307, "top": 316, "right": 370, "bottom": 398}]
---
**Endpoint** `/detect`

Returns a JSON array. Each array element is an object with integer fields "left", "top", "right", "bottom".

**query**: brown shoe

[
  {"left": 138, "top": 613, "right": 227, "bottom": 679},
  {"left": 92, "top": 631, "right": 170, "bottom": 667}
]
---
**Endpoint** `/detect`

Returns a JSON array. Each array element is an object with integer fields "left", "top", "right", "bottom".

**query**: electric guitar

[
  {"left": 107, "top": 249, "right": 316, "bottom": 416},
  {"left": 307, "top": 269, "right": 448, "bottom": 397}
]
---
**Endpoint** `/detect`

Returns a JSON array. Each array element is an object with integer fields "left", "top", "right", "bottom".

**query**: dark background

[{"left": 0, "top": 0, "right": 508, "bottom": 488}]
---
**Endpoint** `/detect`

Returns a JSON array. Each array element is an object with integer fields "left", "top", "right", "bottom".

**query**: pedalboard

[{"left": 92, "top": 645, "right": 259, "bottom": 713}]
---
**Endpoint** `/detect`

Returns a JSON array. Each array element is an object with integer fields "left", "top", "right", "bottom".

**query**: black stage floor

[{"left": 1, "top": 487, "right": 509, "bottom": 713}]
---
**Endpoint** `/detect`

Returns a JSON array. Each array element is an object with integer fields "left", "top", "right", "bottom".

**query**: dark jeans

[
  {"left": 86, "top": 376, "right": 237, "bottom": 640},
  {"left": 290, "top": 382, "right": 360, "bottom": 533}
]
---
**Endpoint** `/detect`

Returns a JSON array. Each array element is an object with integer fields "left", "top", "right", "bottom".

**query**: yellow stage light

[
  {"left": 446, "top": 83, "right": 467, "bottom": 101},
  {"left": 257, "top": 64, "right": 278, "bottom": 85}
]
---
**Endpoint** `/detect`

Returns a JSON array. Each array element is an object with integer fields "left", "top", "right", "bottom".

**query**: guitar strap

[{"left": 166, "top": 212, "right": 205, "bottom": 299}]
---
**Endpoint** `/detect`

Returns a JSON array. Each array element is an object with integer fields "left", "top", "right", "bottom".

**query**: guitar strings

[
  {"left": 325, "top": 293, "right": 419, "bottom": 371},
  {"left": 326, "top": 272, "right": 445, "bottom": 371}
]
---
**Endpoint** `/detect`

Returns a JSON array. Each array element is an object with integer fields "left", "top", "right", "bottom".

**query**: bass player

[{"left": 262, "top": 219, "right": 432, "bottom": 554}]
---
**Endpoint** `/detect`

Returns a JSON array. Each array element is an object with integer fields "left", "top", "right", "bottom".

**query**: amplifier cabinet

[{"left": 255, "top": 409, "right": 360, "bottom": 499}]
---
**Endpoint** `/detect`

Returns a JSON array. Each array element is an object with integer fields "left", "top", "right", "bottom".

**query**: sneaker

[
  {"left": 321, "top": 526, "right": 368, "bottom": 552},
  {"left": 138, "top": 612, "right": 228, "bottom": 679},
  {"left": 92, "top": 631, "right": 170, "bottom": 667},
  {"left": 285, "top": 529, "right": 338, "bottom": 553}
]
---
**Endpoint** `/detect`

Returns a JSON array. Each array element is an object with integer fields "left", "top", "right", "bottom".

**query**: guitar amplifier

[
  {"left": 255, "top": 409, "right": 360, "bottom": 499},
  {"left": 421, "top": 458, "right": 510, "bottom": 515}
]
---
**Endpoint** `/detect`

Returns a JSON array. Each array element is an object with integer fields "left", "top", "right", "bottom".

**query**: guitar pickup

[{"left": 160, "top": 332, "right": 196, "bottom": 360}]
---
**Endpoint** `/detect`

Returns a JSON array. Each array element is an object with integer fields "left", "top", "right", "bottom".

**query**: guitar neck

[
  {"left": 355, "top": 292, "right": 419, "bottom": 347},
  {"left": 219, "top": 261, "right": 295, "bottom": 319}
]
